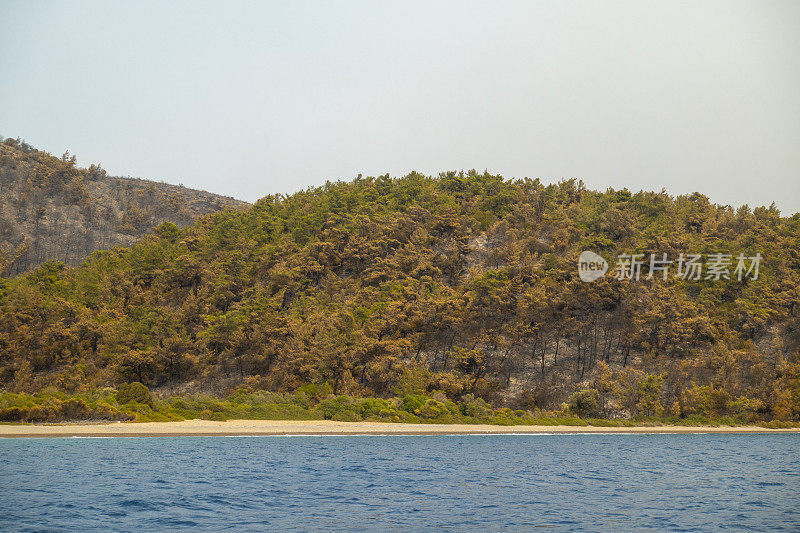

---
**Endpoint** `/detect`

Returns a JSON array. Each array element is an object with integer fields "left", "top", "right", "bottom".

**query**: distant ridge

[{"left": 0, "top": 137, "right": 248, "bottom": 275}]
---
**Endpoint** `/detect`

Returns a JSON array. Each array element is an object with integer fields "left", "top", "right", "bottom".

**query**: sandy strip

[{"left": 1, "top": 419, "right": 799, "bottom": 438}]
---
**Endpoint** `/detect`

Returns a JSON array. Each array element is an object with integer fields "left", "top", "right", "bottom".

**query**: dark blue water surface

[{"left": 1, "top": 434, "right": 799, "bottom": 531}]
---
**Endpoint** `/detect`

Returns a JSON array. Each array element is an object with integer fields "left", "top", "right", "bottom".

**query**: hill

[
  {"left": 0, "top": 137, "right": 248, "bottom": 275},
  {"left": 1, "top": 171, "right": 799, "bottom": 421}
]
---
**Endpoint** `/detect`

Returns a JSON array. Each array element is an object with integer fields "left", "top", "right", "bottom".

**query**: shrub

[
  {"left": 0, "top": 407, "right": 27, "bottom": 421},
  {"left": 377, "top": 408, "right": 402, "bottom": 422},
  {"left": 60, "top": 398, "right": 89, "bottom": 419},
  {"left": 27, "top": 404, "right": 59, "bottom": 422},
  {"left": 400, "top": 394, "right": 429, "bottom": 414},
  {"left": 291, "top": 391, "right": 311, "bottom": 409},
  {"left": 295, "top": 383, "right": 333, "bottom": 405},
  {"left": 460, "top": 394, "right": 493, "bottom": 418},
  {"left": 359, "top": 397, "right": 389, "bottom": 418},
  {"left": 415, "top": 399, "right": 447, "bottom": 419},
  {"left": 727, "top": 396, "right": 764, "bottom": 422},
  {"left": 116, "top": 382, "right": 153, "bottom": 407},
  {"left": 567, "top": 389, "right": 600, "bottom": 418},
  {"left": 636, "top": 375, "right": 664, "bottom": 416},
  {"left": 496, "top": 407, "right": 515, "bottom": 418},
  {"left": 331, "top": 411, "right": 362, "bottom": 422},
  {"left": 683, "top": 384, "right": 728, "bottom": 417},
  {"left": 315, "top": 395, "right": 359, "bottom": 420},
  {"left": 92, "top": 403, "right": 132, "bottom": 421}
]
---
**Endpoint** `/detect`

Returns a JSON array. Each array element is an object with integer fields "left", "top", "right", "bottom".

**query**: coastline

[{"left": 2, "top": 419, "right": 799, "bottom": 438}]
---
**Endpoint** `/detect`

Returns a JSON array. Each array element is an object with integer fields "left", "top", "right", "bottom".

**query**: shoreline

[{"left": 2, "top": 419, "right": 799, "bottom": 438}]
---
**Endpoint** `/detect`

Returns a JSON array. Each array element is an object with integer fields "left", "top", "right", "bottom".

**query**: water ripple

[{"left": 0, "top": 434, "right": 798, "bottom": 531}]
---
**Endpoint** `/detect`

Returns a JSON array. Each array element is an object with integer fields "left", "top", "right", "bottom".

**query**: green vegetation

[
  {"left": 4, "top": 383, "right": 793, "bottom": 427},
  {"left": 115, "top": 381, "right": 153, "bottom": 407},
  {"left": 1, "top": 153, "right": 799, "bottom": 423}
]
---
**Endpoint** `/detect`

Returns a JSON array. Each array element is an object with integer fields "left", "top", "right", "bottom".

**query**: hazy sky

[{"left": 2, "top": 1, "right": 799, "bottom": 213}]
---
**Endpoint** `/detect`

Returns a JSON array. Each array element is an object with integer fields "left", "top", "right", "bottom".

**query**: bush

[
  {"left": 291, "top": 391, "right": 311, "bottom": 409},
  {"left": 359, "top": 397, "right": 390, "bottom": 418},
  {"left": 0, "top": 406, "right": 27, "bottom": 421},
  {"left": 331, "top": 411, "right": 362, "bottom": 422},
  {"left": 116, "top": 382, "right": 153, "bottom": 407},
  {"left": 377, "top": 407, "right": 402, "bottom": 422},
  {"left": 727, "top": 396, "right": 764, "bottom": 422},
  {"left": 60, "top": 398, "right": 89, "bottom": 419},
  {"left": 567, "top": 389, "right": 600, "bottom": 418},
  {"left": 636, "top": 375, "right": 664, "bottom": 417},
  {"left": 315, "top": 395, "right": 358, "bottom": 420},
  {"left": 683, "top": 384, "right": 729, "bottom": 417},
  {"left": 295, "top": 383, "right": 333, "bottom": 405},
  {"left": 27, "top": 403, "right": 60, "bottom": 422},
  {"left": 93, "top": 403, "right": 132, "bottom": 421},
  {"left": 460, "top": 394, "right": 493, "bottom": 418},
  {"left": 415, "top": 399, "right": 447, "bottom": 419},
  {"left": 400, "top": 394, "right": 429, "bottom": 414}
]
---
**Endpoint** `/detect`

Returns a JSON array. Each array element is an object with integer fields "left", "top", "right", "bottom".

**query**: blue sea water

[{"left": 1, "top": 434, "right": 799, "bottom": 532}]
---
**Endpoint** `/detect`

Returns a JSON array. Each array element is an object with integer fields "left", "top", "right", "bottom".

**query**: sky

[{"left": 1, "top": 0, "right": 799, "bottom": 213}]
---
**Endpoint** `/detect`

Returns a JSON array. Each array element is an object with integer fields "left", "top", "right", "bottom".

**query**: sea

[{"left": 1, "top": 433, "right": 798, "bottom": 531}]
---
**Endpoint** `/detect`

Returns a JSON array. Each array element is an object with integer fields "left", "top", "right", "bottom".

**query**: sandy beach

[{"left": 1, "top": 419, "right": 799, "bottom": 438}]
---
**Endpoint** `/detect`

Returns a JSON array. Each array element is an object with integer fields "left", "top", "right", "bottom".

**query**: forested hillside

[
  {"left": 1, "top": 171, "right": 799, "bottom": 420},
  {"left": 0, "top": 138, "right": 247, "bottom": 275}
]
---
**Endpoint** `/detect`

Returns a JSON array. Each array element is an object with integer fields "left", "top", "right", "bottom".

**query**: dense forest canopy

[
  {"left": 1, "top": 168, "right": 799, "bottom": 420},
  {"left": 0, "top": 137, "right": 247, "bottom": 276}
]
